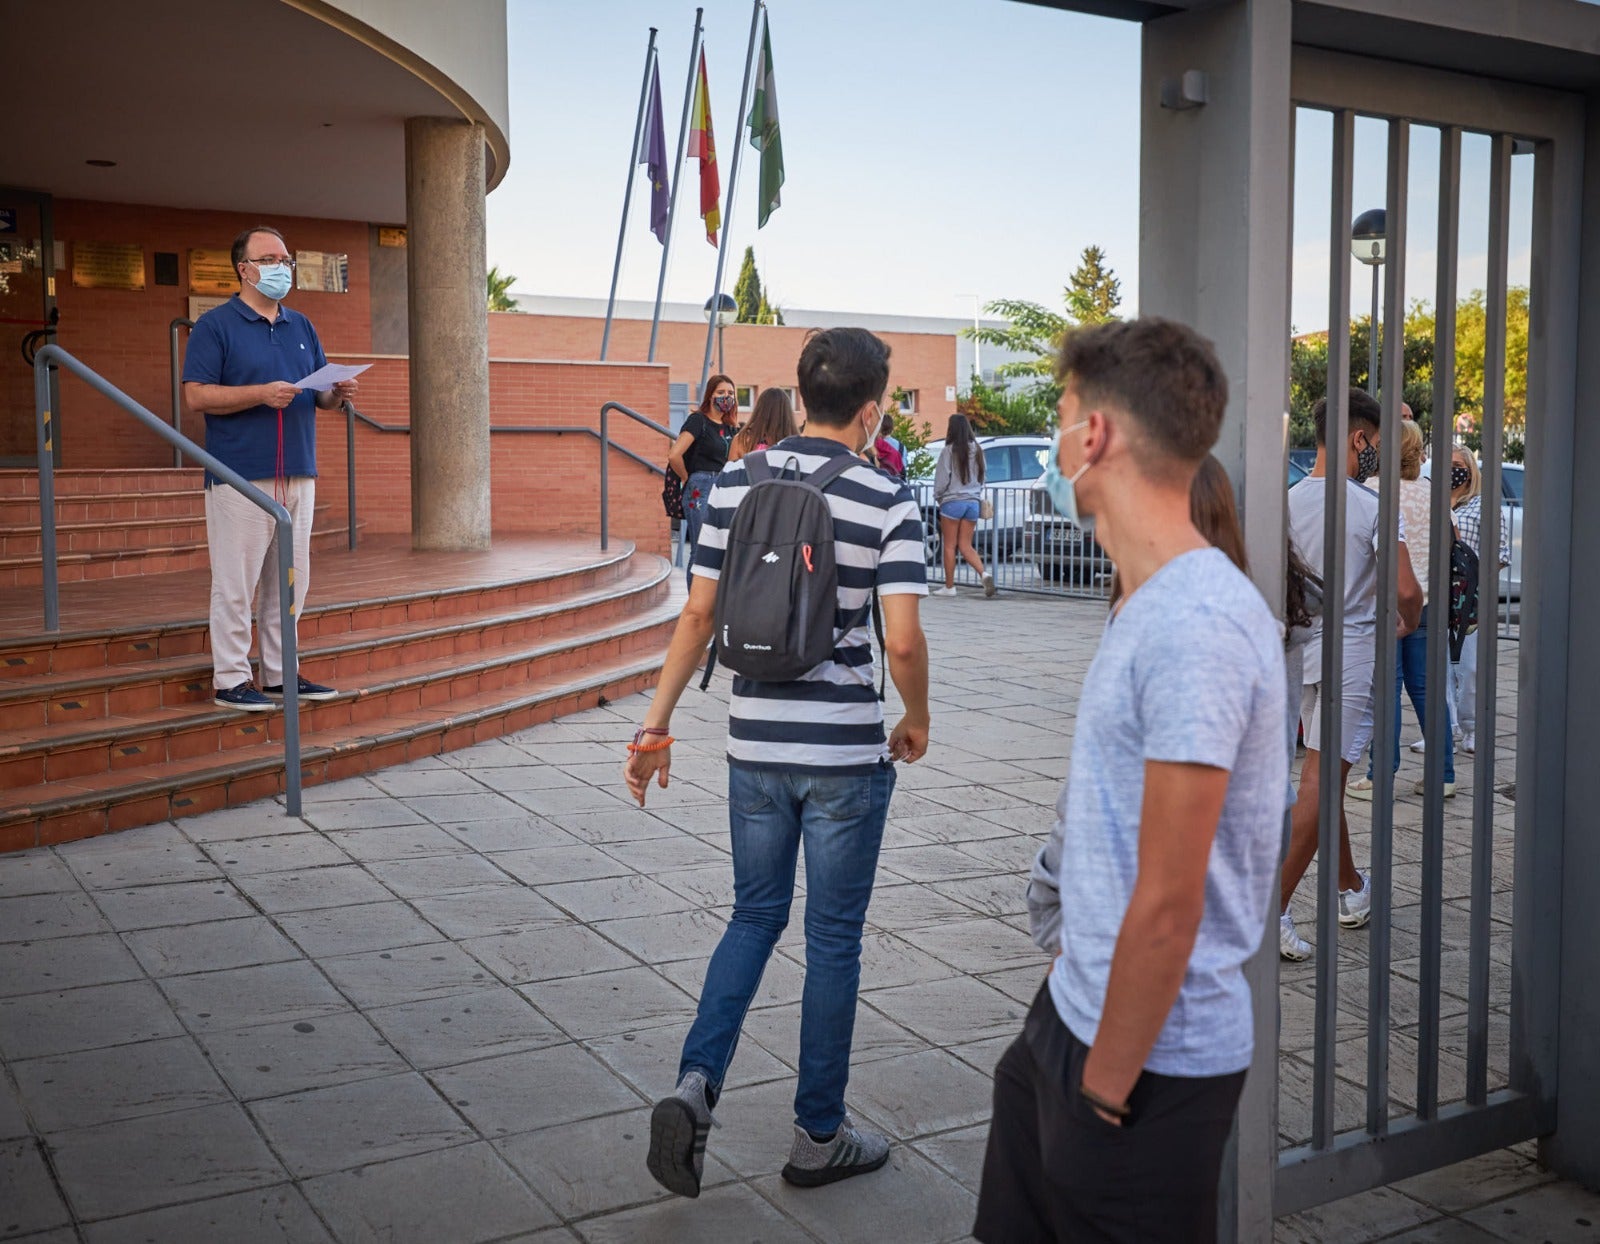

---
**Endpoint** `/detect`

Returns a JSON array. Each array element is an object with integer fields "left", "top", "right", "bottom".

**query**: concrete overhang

[{"left": 0, "top": 0, "right": 509, "bottom": 222}]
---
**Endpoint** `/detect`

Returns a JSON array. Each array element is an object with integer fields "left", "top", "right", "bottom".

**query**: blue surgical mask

[
  {"left": 251, "top": 263, "right": 293, "bottom": 302},
  {"left": 1043, "top": 420, "right": 1093, "bottom": 530}
]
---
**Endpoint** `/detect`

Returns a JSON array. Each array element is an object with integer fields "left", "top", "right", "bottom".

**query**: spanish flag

[{"left": 688, "top": 49, "right": 720, "bottom": 246}]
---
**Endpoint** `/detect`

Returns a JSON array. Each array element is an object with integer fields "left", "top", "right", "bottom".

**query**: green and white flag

[{"left": 746, "top": 13, "right": 784, "bottom": 228}]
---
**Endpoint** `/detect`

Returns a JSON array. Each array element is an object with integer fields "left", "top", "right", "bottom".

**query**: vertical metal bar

[
  {"left": 1419, "top": 125, "right": 1462, "bottom": 1119},
  {"left": 649, "top": 8, "right": 704, "bottom": 363},
  {"left": 698, "top": 0, "right": 766, "bottom": 393},
  {"left": 276, "top": 517, "right": 302, "bottom": 818},
  {"left": 1313, "top": 107, "right": 1355, "bottom": 1154},
  {"left": 602, "top": 30, "right": 659, "bottom": 362},
  {"left": 599, "top": 404, "right": 610, "bottom": 551},
  {"left": 344, "top": 400, "right": 357, "bottom": 551},
  {"left": 1368, "top": 268, "right": 1381, "bottom": 397},
  {"left": 34, "top": 353, "right": 60, "bottom": 632},
  {"left": 1468, "top": 132, "right": 1512, "bottom": 1105},
  {"left": 1367, "top": 117, "right": 1409, "bottom": 1136},
  {"left": 168, "top": 319, "right": 191, "bottom": 469}
]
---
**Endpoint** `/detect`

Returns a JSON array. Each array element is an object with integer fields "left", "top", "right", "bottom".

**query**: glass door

[{"left": 0, "top": 190, "right": 56, "bottom": 466}]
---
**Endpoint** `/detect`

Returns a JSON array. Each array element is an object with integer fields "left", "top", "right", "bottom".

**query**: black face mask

[
  {"left": 1451, "top": 465, "right": 1471, "bottom": 490},
  {"left": 1355, "top": 439, "right": 1379, "bottom": 482}
]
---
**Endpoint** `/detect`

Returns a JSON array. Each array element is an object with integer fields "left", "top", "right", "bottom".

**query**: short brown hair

[
  {"left": 1398, "top": 419, "right": 1424, "bottom": 480},
  {"left": 231, "top": 225, "right": 287, "bottom": 276},
  {"left": 1054, "top": 317, "right": 1227, "bottom": 471}
]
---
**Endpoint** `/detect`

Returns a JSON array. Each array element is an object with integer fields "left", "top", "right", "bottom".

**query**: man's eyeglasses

[{"left": 245, "top": 256, "right": 296, "bottom": 269}]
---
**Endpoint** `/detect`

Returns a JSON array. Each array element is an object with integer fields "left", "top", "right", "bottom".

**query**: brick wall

[
  {"left": 317, "top": 355, "right": 671, "bottom": 557},
  {"left": 487, "top": 312, "right": 960, "bottom": 433},
  {"left": 51, "top": 200, "right": 371, "bottom": 469}
]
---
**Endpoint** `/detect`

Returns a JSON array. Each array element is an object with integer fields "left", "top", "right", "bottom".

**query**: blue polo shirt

[{"left": 182, "top": 295, "right": 327, "bottom": 485}]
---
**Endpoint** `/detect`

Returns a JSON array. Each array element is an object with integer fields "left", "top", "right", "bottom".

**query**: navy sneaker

[
  {"left": 263, "top": 676, "right": 338, "bottom": 702},
  {"left": 214, "top": 682, "right": 276, "bottom": 712}
]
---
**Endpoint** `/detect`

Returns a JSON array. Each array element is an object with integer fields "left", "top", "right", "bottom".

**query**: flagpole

[
  {"left": 698, "top": 0, "right": 764, "bottom": 394},
  {"left": 649, "top": 8, "right": 704, "bottom": 364},
  {"left": 601, "top": 29, "right": 658, "bottom": 362}
]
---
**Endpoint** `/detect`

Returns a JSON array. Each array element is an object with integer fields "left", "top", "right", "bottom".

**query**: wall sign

[
  {"left": 377, "top": 227, "right": 406, "bottom": 248},
  {"left": 189, "top": 249, "right": 238, "bottom": 294},
  {"left": 72, "top": 241, "right": 145, "bottom": 290},
  {"left": 188, "top": 295, "right": 230, "bottom": 321},
  {"left": 296, "top": 251, "right": 349, "bottom": 293}
]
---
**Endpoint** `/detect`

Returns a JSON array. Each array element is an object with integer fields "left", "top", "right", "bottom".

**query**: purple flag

[{"left": 641, "top": 60, "right": 670, "bottom": 243}]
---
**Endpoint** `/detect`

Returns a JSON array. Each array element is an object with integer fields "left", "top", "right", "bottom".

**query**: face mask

[
  {"left": 1043, "top": 421, "right": 1093, "bottom": 530},
  {"left": 1451, "top": 464, "right": 1471, "bottom": 490},
  {"left": 858, "top": 405, "right": 881, "bottom": 453},
  {"left": 1354, "top": 438, "right": 1379, "bottom": 482},
  {"left": 250, "top": 263, "right": 293, "bottom": 302},
  {"left": 712, "top": 394, "right": 737, "bottom": 416}
]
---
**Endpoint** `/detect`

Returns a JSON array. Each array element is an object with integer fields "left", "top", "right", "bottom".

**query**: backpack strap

[
  {"left": 872, "top": 588, "right": 887, "bottom": 702},
  {"left": 803, "top": 451, "right": 861, "bottom": 494},
  {"left": 698, "top": 639, "right": 719, "bottom": 692},
  {"left": 744, "top": 451, "right": 775, "bottom": 484}
]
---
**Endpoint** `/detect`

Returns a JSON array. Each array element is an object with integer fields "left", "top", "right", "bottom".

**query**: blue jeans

[
  {"left": 1368, "top": 603, "right": 1456, "bottom": 785},
  {"left": 678, "top": 761, "right": 895, "bottom": 1136},
  {"left": 682, "top": 470, "right": 718, "bottom": 589}
]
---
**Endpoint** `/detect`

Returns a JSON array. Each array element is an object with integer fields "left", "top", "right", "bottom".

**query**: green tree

[
  {"left": 1065, "top": 244, "right": 1122, "bottom": 325},
  {"left": 487, "top": 265, "right": 519, "bottom": 312},
  {"left": 755, "top": 293, "right": 785, "bottom": 326},
  {"left": 957, "top": 377, "right": 1054, "bottom": 438},
  {"left": 734, "top": 246, "right": 763, "bottom": 323}
]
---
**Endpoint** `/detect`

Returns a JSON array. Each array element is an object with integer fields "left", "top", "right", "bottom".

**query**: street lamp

[
  {"left": 703, "top": 292, "right": 737, "bottom": 378},
  {"left": 1351, "top": 208, "right": 1386, "bottom": 397}
]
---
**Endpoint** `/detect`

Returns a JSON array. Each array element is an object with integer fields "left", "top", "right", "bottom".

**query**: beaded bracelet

[{"left": 628, "top": 727, "right": 674, "bottom": 754}]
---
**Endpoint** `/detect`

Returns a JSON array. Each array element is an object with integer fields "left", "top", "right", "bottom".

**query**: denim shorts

[{"left": 939, "top": 499, "right": 980, "bottom": 522}]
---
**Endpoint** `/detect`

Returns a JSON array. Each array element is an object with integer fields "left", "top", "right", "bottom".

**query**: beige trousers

[{"left": 205, "top": 477, "right": 315, "bottom": 691}]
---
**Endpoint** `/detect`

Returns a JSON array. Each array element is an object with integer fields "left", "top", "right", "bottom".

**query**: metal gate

[{"left": 1256, "top": 50, "right": 1580, "bottom": 1216}]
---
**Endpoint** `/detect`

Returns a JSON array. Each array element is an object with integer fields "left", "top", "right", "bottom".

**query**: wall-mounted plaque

[
  {"left": 377, "top": 227, "right": 406, "bottom": 248},
  {"left": 72, "top": 241, "right": 145, "bottom": 290},
  {"left": 188, "top": 295, "right": 230, "bottom": 321},
  {"left": 189, "top": 248, "right": 238, "bottom": 294},
  {"left": 295, "top": 251, "right": 349, "bottom": 293}
]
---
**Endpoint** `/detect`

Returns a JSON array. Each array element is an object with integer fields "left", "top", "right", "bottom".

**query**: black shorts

[{"left": 973, "top": 983, "right": 1246, "bottom": 1244}]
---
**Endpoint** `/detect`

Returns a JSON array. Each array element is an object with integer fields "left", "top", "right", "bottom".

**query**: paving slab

[
  {"left": 121, "top": 915, "right": 301, "bottom": 978},
  {"left": 0, "top": 1137, "right": 72, "bottom": 1238},
  {"left": 160, "top": 959, "right": 351, "bottom": 1034},
  {"left": 81, "top": 1184, "right": 333, "bottom": 1244},
  {"left": 365, "top": 987, "right": 567, "bottom": 1069},
  {"left": 196, "top": 1009, "right": 408, "bottom": 1100},
  {"left": 428, "top": 1043, "right": 642, "bottom": 1140},
  {"left": 0, "top": 891, "right": 110, "bottom": 943},
  {"left": 11, "top": 1035, "right": 229, "bottom": 1131}
]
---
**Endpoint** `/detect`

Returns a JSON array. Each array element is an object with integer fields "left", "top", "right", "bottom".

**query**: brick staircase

[
  {"left": 0, "top": 470, "right": 681, "bottom": 852},
  {"left": 0, "top": 468, "right": 358, "bottom": 588}
]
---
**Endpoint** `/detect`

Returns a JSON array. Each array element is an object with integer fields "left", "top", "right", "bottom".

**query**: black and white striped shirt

[{"left": 692, "top": 438, "right": 928, "bottom": 773}]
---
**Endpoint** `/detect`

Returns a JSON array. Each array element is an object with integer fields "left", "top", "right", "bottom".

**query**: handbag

[
  {"left": 662, "top": 470, "right": 685, "bottom": 520},
  {"left": 979, "top": 496, "right": 994, "bottom": 521}
]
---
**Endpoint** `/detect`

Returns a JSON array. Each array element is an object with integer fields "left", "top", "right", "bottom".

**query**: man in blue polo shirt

[{"left": 182, "top": 225, "right": 358, "bottom": 711}]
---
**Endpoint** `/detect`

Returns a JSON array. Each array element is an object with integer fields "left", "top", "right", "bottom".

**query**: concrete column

[
  {"left": 405, "top": 116, "right": 492, "bottom": 550},
  {"left": 1138, "top": 2, "right": 1294, "bottom": 1238}
]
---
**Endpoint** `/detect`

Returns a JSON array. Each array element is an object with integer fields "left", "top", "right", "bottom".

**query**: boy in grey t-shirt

[{"left": 974, "top": 319, "right": 1286, "bottom": 1244}]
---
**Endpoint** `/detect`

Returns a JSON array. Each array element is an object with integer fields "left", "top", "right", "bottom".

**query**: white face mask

[{"left": 859, "top": 404, "right": 881, "bottom": 453}]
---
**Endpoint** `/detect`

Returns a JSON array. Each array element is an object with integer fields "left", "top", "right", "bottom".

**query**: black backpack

[
  {"left": 1447, "top": 533, "right": 1481, "bottom": 662},
  {"left": 711, "top": 450, "right": 868, "bottom": 685}
]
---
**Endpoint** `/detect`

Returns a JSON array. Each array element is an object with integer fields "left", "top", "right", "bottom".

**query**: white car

[
  {"left": 910, "top": 435, "right": 1052, "bottom": 562},
  {"left": 1420, "top": 459, "right": 1523, "bottom": 600}
]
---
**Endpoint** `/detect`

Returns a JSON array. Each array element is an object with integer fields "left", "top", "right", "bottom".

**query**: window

[
  {"left": 898, "top": 389, "right": 918, "bottom": 415},
  {"left": 1017, "top": 445, "right": 1051, "bottom": 480},
  {"left": 736, "top": 385, "right": 756, "bottom": 411},
  {"left": 982, "top": 446, "right": 1016, "bottom": 483}
]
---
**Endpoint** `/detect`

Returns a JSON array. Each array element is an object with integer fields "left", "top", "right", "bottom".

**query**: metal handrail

[
  {"left": 599, "top": 401, "right": 674, "bottom": 552},
  {"left": 35, "top": 345, "right": 303, "bottom": 818},
  {"left": 168, "top": 318, "right": 193, "bottom": 469}
]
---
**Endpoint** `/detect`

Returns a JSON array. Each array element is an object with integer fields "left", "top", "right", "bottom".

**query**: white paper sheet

[{"left": 295, "top": 361, "right": 372, "bottom": 392}]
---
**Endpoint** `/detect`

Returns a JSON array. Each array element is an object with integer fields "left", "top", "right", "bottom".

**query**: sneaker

[
  {"left": 1348, "top": 777, "right": 1374, "bottom": 801},
  {"left": 647, "top": 1071, "right": 717, "bottom": 1199},
  {"left": 982, "top": 572, "right": 996, "bottom": 598},
  {"left": 934, "top": 586, "right": 957, "bottom": 597},
  {"left": 1338, "top": 872, "right": 1372, "bottom": 928},
  {"left": 1279, "top": 911, "right": 1312, "bottom": 961},
  {"left": 263, "top": 676, "right": 338, "bottom": 702},
  {"left": 781, "top": 1114, "right": 891, "bottom": 1188},
  {"left": 214, "top": 681, "right": 276, "bottom": 712},
  {"left": 1461, "top": 734, "right": 1476, "bottom": 755},
  {"left": 1409, "top": 737, "right": 1427, "bottom": 753},
  {"left": 1414, "top": 778, "right": 1457, "bottom": 798}
]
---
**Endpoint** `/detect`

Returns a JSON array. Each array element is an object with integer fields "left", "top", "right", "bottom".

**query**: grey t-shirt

[{"left": 1047, "top": 548, "right": 1288, "bottom": 1078}]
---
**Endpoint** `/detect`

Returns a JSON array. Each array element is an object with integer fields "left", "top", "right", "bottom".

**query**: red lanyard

[{"left": 275, "top": 407, "right": 287, "bottom": 506}]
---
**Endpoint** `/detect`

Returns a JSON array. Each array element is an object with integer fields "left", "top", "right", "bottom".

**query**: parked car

[
  {"left": 1420, "top": 458, "right": 1523, "bottom": 600},
  {"left": 911, "top": 435, "right": 1052, "bottom": 564}
]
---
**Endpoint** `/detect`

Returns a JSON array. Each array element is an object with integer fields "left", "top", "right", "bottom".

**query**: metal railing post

[
  {"left": 34, "top": 353, "right": 60, "bottom": 632},
  {"left": 599, "top": 403, "right": 611, "bottom": 551},
  {"left": 169, "top": 318, "right": 193, "bottom": 469},
  {"left": 275, "top": 516, "right": 303, "bottom": 817},
  {"left": 344, "top": 400, "right": 357, "bottom": 551}
]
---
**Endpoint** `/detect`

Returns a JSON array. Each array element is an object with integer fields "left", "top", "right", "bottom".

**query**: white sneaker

[
  {"left": 1338, "top": 872, "right": 1372, "bottom": 928},
  {"left": 1413, "top": 778, "right": 1457, "bottom": 798},
  {"left": 982, "top": 572, "right": 996, "bottom": 598},
  {"left": 1461, "top": 734, "right": 1476, "bottom": 755},
  {"left": 934, "top": 586, "right": 957, "bottom": 597},
  {"left": 1408, "top": 738, "right": 1427, "bottom": 753},
  {"left": 1279, "top": 912, "right": 1312, "bottom": 961},
  {"left": 1347, "top": 777, "right": 1373, "bottom": 801}
]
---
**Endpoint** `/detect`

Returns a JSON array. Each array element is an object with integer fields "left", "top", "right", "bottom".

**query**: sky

[{"left": 486, "top": 1, "right": 1533, "bottom": 334}]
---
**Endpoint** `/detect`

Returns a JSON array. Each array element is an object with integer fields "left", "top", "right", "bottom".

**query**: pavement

[{"left": 3, "top": 588, "right": 1598, "bottom": 1243}]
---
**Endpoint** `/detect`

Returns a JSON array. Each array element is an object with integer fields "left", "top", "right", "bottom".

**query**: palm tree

[{"left": 487, "top": 265, "right": 519, "bottom": 313}]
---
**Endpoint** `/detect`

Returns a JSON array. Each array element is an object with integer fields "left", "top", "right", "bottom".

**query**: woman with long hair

[
  {"left": 932, "top": 414, "right": 993, "bottom": 597},
  {"left": 728, "top": 388, "right": 799, "bottom": 464},
  {"left": 668, "top": 374, "right": 739, "bottom": 586}
]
